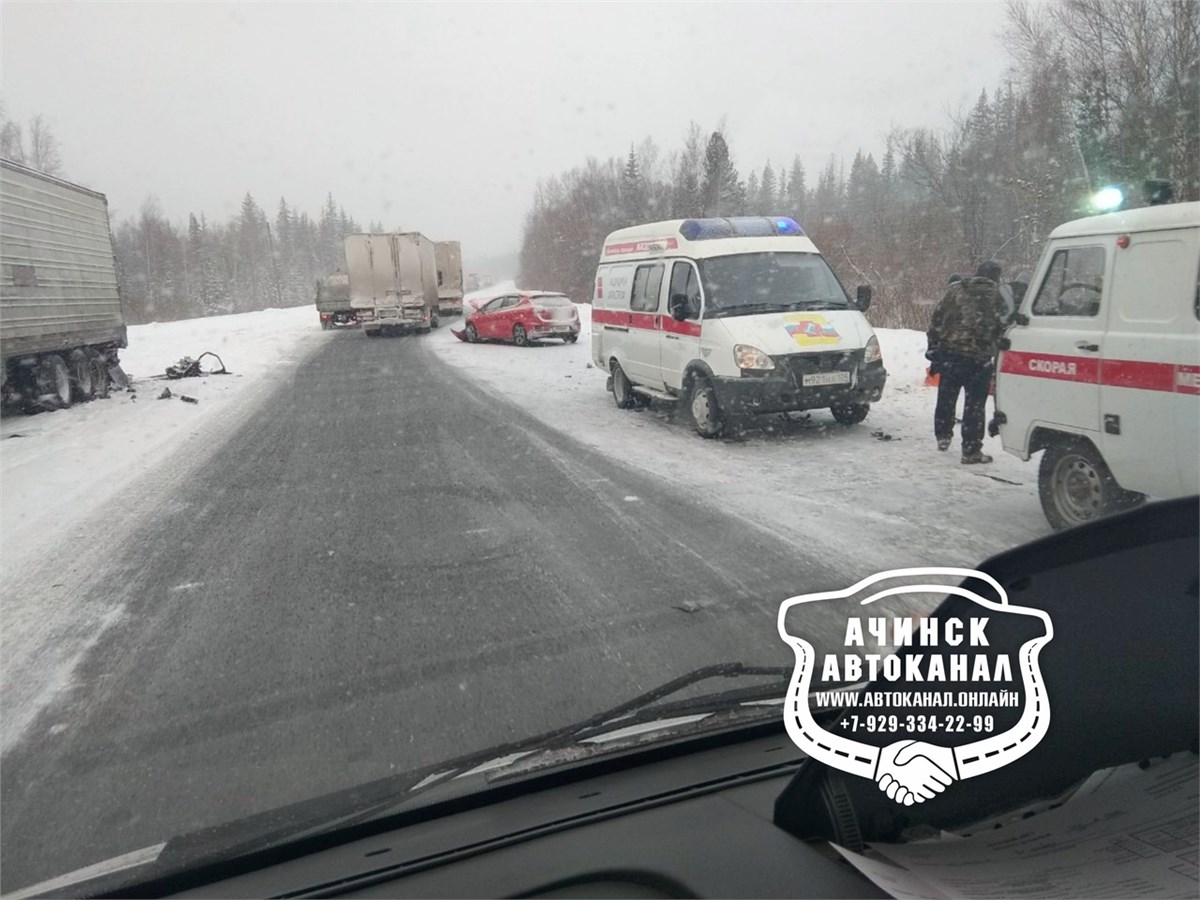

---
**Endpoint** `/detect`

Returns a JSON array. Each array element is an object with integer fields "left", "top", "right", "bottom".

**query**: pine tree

[
  {"left": 787, "top": 156, "right": 807, "bottom": 221},
  {"left": 621, "top": 143, "right": 644, "bottom": 223},
  {"left": 759, "top": 161, "right": 777, "bottom": 213},
  {"left": 701, "top": 131, "right": 733, "bottom": 216}
]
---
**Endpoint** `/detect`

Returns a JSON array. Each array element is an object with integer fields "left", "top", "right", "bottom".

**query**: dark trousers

[{"left": 934, "top": 354, "right": 992, "bottom": 454}]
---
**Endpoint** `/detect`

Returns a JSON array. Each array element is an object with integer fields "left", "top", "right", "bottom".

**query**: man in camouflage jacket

[{"left": 927, "top": 261, "right": 1008, "bottom": 464}]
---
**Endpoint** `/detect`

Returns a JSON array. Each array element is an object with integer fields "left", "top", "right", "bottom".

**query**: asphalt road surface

[{"left": 1, "top": 330, "right": 854, "bottom": 892}]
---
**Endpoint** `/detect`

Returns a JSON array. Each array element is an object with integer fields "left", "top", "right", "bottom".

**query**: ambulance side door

[
  {"left": 1099, "top": 228, "right": 1200, "bottom": 498},
  {"left": 661, "top": 260, "right": 704, "bottom": 393},
  {"left": 1000, "top": 241, "right": 1109, "bottom": 450},
  {"left": 625, "top": 262, "right": 666, "bottom": 388}
]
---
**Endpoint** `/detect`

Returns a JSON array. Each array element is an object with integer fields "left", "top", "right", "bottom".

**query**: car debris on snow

[{"left": 164, "top": 351, "right": 230, "bottom": 379}]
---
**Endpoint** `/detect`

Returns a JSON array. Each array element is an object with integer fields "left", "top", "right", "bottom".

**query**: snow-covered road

[
  {"left": 1, "top": 306, "right": 325, "bottom": 750},
  {"left": 434, "top": 288, "right": 1049, "bottom": 573},
  {"left": 1, "top": 293, "right": 1050, "bottom": 756}
]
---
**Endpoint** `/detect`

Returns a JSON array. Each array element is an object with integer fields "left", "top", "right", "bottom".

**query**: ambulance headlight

[
  {"left": 734, "top": 344, "right": 775, "bottom": 371},
  {"left": 863, "top": 335, "right": 882, "bottom": 365}
]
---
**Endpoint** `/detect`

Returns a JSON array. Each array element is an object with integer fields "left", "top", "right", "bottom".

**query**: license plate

[
  {"left": 803, "top": 371, "right": 851, "bottom": 387},
  {"left": 553, "top": 325, "right": 570, "bottom": 332}
]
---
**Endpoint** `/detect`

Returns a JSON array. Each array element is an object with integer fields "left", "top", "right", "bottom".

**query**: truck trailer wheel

[
  {"left": 1038, "top": 438, "right": 1144, "bottom": 530},
  {"left": 37, "top": 354, "right": 72, "bottom": 410},
  {"left": 67, "top": 349, "right": 95, "bottom": 402},
  {"left": 87, "top": 350, "right": 111, "bottom": 399}
]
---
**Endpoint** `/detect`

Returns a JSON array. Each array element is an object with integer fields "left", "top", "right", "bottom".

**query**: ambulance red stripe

[
  {"left": 1000, "top": 351, "right": 1200, "bottom": 395},
  {"left": 592, "top": 307, "right": 701, "bottom": 337}
]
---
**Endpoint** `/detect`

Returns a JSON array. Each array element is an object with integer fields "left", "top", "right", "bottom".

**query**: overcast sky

[{"left": 3, "top": 1, "right": 1009, "bottom": 265}]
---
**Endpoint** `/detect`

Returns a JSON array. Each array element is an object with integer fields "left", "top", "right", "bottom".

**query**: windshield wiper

[
  {"left": 709, "top": 302, "right": 803, "bottom": 317},
  {"left": 709, "top": 301, "right": 847, "bottom": 318},
  {"left": 789, "top": 299, "right": 851, "bottom": 310}
]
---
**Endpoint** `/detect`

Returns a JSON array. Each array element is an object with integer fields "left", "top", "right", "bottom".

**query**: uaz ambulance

[
  {"left": 993, "top": 201, "right": 1200, "bottom": 529},
  {"left": 591, "top": 217, "right": 886, "bottom": 438}
]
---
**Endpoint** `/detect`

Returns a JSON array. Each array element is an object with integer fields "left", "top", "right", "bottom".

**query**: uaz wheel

[{"left": 1038, "top": 438, "right": 1143, "bottom": 530}]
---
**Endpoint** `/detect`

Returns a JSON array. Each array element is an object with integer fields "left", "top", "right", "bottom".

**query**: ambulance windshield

[{"left": 699, "top": 252, "right": 851, "bottom": 317}]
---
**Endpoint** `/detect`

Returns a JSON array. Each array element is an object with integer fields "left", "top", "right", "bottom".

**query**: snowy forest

[
  {"left": 519, "top": 0, "right": 1199, "bottom": 328},
  {"left": 107, "top": 194, "right": 371, "bottom": 323}
]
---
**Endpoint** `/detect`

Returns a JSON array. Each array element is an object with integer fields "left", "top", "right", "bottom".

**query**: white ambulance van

[
  {"left": 994, "top": 201, "right": 1200, "bottom": 529},
  {"left": 591, "top": 217, "right": 886, "bottom": 438}
]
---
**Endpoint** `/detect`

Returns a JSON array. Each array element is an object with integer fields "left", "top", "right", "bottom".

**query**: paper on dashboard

[{"left": 835, "top": 754, "right": 1198, "bottom": 899}]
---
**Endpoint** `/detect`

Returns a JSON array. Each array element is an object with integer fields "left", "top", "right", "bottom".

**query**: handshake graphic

[
  {"left": 875, "top": 740, "right": 957, "bottom": 806},
  {"left": 776, "top": 566, "right": 1054, "bottom": 807}
]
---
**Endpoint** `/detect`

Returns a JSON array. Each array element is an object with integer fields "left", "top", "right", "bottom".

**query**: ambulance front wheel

[
  {"left": 830, "top": 403, "right": 870, "bottom": 425},
  {"left": 1038, "top": 438, "right": 1144, "bottom": 531},
  {"left": 611, "top": 362, "right": 636, "bottom": 409},
  {"left": 688, "top": 375, "right": 725, "bottom": 439}
]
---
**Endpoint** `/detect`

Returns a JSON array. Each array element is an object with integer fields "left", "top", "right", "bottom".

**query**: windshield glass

[
  {"left": 698, "top": 252, "right": 850, "bottom": 316},
  {"left": 1, "top": 0, "right": 1196, "bottom": 895}
]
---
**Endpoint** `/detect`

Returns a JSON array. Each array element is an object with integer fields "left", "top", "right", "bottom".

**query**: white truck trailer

[
  {"left": 345, "top": 233, "right": 440, "bottom": 337},
  {"left": 434, "top": 241, "right": 464, "bottom": 317},
  {"left": 1, "top": 158, "right": 127, "bottom": 411}
]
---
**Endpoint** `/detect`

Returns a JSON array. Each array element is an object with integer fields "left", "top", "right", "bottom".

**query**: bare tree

[{"left": 26, "top": 114, "right": 63, "bottom": 176}]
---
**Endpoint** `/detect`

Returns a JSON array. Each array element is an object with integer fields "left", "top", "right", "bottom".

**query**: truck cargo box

[
  {"left": 344, "top": 232, "right": 439, "bottom": 336},
  {"left": 1, "top": 158, "right": 127, "bottom": 361},
  {"left": 435, "top": 241, "right": 464, "bottom": 316}
]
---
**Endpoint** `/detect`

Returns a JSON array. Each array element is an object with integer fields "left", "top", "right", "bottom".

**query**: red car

[{"left": 462, "top": 291, "right": 580, "bottom": 345}]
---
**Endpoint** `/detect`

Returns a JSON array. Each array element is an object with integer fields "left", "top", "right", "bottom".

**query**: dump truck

[
  {"left": 345, "top": 232, "right": 440, "bottom": 337},
  {"left": 315, "top": 268, "right": 358, "bottom": 329},
  {"left": 1, "top": 158, "right": 127, "bottom": 412},
  {"left": 434, "top": 241, "right": 464, "bottom": 317}
]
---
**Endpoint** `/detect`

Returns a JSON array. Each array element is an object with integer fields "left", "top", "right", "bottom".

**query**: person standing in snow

[{"left": 926, "top": 261, "right": 1008, "bottom": 464}]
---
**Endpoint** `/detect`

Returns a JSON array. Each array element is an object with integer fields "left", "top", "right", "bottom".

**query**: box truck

[
  {"left": 315, "top": 268, "right": 358, "bottom": 329},
  {"left": 345, "top": 233, "right": 439, "bottom": 337},
  {"left": 1, "top": 158, "right": 127, "bottom": 411}
]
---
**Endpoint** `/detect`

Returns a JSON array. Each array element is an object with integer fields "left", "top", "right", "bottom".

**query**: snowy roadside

[
  {"left": 432, "top": 293, "right": 1049, "bottom": 580},
  {"left": 1, "top": 305, "right": 325, "bottom": 750}
]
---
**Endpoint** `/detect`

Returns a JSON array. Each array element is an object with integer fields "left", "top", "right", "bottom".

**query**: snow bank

[
  {"left": 2, "top": 305, "right": 323, "bottom": 565},
  {"left": 431, "top": 302, "right": 1049, "bottom": 578},
  {"left": 1, "top": 304, "right": 324, "bottom": 750}
]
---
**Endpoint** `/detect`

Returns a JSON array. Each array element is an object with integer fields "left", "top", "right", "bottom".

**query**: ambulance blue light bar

[{"left": 678, "top": 216, "right": 805, "bottom": 240}]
